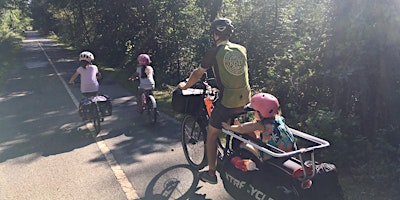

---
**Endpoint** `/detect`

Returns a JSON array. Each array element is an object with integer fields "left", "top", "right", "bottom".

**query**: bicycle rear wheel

[
  {"left": 181, "top": 115, "right": 207, "bottom": 169},
  {"left": 92, "top": 111, "right": 101, "bottom": 134},
  {"left": 92, "top": 117, "right": 101, "bottom": 134},
  {"left": 147, "top": 95, "right": 157, "bottom": 124},
  {"left": 91, "top": 103, "right": 101, "bottom": 134}
]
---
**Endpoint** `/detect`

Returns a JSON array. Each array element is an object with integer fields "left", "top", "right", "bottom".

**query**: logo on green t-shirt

[{"left": 224, "top": 50, "right": 246, "bottom": 76}]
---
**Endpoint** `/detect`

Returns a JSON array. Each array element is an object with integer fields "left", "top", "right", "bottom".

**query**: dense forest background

[{"left": 1, "top": 0, "right": 399, "bottom": 199}]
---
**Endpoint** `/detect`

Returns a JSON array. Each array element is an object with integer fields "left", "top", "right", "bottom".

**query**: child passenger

[{"left": 222, "top": 93, "right": 296, "bottom": 161}]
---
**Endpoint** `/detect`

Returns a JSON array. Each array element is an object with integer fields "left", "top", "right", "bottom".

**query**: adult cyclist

[{"left": 178, "top": 18, "right": 251, "bottom": 184}]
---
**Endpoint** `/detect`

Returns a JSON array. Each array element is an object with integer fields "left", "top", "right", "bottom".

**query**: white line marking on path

[{"left": 38, "top": 42, "right": 140, "bottom": 200}]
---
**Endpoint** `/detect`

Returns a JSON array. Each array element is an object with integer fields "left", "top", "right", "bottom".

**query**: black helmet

[{"left": 210, "top": 18, "right": 234, "bottom": 37}]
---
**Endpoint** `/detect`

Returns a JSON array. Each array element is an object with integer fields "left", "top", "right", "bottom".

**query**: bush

[{"left": 0, "top": 29, "right": 23, "bottom": 91}]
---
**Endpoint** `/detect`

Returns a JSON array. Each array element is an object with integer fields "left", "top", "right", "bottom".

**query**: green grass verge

[{"left": 0, "top": 32, "right": 23, "bottom": 92}]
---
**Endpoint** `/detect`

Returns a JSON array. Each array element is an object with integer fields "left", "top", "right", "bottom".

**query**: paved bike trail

[{"left": 0, "top": 31, "right": 233, "bottom": 200}]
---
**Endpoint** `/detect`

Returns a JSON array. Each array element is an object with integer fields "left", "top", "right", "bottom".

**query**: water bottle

[{"left": 230, "top": 156, "right": 258, "bottom": 172}]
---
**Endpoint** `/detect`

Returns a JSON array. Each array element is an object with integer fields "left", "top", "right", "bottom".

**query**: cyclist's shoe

[{"left": 199, "top": 171, "right": 217, "bottom": 184}]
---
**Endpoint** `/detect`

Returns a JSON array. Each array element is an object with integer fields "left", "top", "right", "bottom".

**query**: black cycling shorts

[{"left": 209, "top": 100, "right": 245, "bottom": 129}]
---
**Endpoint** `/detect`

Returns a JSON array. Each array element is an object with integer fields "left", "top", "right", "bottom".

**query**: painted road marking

[{"left": 37, "top": 41, "right": 140, "bottom": 200}]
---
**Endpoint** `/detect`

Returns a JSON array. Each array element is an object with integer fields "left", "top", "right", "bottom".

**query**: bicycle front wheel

[
  {"left": 181, "top": 115, "right": 207, "bottom": 169},
  {"left": 147, "top": 95, "right": 157, "bottom": 124}
]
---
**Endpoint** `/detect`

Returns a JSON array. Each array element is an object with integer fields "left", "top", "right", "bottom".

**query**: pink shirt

[{"left": 77, "top": 65, "right": 99, "bottom": 93}]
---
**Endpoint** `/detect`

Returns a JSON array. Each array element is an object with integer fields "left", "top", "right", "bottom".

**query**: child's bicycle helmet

[
  {"left": 79, "top": 51, "right": 94, "bottom": 62},
  {"left": 246, "top": 93, "right": 280, "bottom": 118},
  {"left": 137, "top": 54, "right": 151, "bottom": 65}
]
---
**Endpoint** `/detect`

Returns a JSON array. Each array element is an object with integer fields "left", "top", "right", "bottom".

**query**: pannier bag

[
  {"left": 79, "top": 94, "right": 112, "bottom": 121},
  {"left": 93, "top": 94, "right": 112, "bottom": 117},
  {"left": 79, "top": 98, "right": 96, "bottom": 121},
  {"left": 171, "top": 89, "right": 203, "bottom": 115}
]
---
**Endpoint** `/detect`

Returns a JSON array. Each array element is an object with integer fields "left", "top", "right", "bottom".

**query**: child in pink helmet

[
  {"left": 128, "top": 54, "right": 155, "bottom": 113},
  {"left": 222, "top": 93, "right": 296, "bottom": 161}
]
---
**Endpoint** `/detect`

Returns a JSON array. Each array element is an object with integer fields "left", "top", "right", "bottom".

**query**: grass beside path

[{"left": 0, "top": 32, "right": 23, "bottom": 92}]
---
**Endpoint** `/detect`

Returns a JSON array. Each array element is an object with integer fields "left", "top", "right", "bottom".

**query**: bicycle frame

[
  {"left": 141, "top": 90, "right": 157, "bottom": 109},
  {"left": 140, "top": 89, "right": 157, "bottom": 124}
]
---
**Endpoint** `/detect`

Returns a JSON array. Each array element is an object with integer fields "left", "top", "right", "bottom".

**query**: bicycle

[
  {"left": 129, "top": 78, "right": 158, "bottom": 124},
  {"left": 173, "top": 78, "right": 219, "bottom": 169},
  {"left": 138, "top": 88, "right": 158, "bottom": 124},
  {"left": 79, "top": 94, "right": 112, "bottom": 134},
  {"left": 173, "top": 78, "right": 344, "bottom": 199}
]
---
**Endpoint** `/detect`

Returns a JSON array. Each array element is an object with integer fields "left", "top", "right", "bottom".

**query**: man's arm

[{"left": 178, "top": 67, "right": 207, "bottom": 90}]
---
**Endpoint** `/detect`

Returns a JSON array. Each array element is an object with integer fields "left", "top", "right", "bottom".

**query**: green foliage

[
  {"left": 26, "top": 0, "right": 400, "bottom": 198},
  {"left": 0, "top": 30, "right": 22, "bottom": 90},
  {"left": 0, "top": 0, "right": 29, "bottom": 91}
]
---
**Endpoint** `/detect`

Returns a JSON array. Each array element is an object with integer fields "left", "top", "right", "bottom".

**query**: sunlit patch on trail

[
  {"left": 0, "top": 91, "right": 33, "bottom": 103},
  {"left": 26, "top": 61, "right": 48, "bottom": 69}
]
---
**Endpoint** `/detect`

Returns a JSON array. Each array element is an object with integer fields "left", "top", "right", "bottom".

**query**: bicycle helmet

[
  {"left": 210, "top": 18, "right": 234, "bottom": 37},
  {"left": 79, "top": 51, "right": 94, "bottom": 62},
  {"left": 137, "top": 54, "right": 151, "bottom": 65},
  {"left": 246, "top": 93, "right": 280, "bottom": 118}
]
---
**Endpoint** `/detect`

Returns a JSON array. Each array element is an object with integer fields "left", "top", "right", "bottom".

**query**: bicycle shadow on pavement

[{"left": 143, "top": 164, "right": 210, "bottom": 200}]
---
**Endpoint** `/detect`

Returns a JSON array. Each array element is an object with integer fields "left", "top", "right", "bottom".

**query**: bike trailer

[
  {"left": 219, "top": 128, "right": 344, "bottom": 200},
  {"left": 171, "top": 88, "right": 204, "bottom": 115}
]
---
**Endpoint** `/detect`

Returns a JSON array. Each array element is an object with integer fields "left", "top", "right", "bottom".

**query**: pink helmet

[
  {"left": 137, "top": 54, "right": 151, "bottom": 65},
  {"left": 247, "top": 93, "right": 280, "bottom": 118}
]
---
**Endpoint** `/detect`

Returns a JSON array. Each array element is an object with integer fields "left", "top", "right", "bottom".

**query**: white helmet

[{"left": 79, "top": 51, "right": 94, "bottom": 62}]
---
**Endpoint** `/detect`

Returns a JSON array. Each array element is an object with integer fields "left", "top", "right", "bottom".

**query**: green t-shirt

[{"left": 207, "top": 41, "right": 251, "bottom": 108}]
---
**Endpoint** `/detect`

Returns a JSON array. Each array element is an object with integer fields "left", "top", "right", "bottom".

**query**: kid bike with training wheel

[{"left": 172, "top": 78, "right": 344, "bottom": 200}]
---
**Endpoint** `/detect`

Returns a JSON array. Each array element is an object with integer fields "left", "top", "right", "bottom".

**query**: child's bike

[
  {"left": 172, "top": 78, "right": 344, "bottom": 200},
  {"left": 138, "top": 89, "right": 158, "bottom": 124},
  {"left": 79, "top": 95, "right": 112, "bottom": 134},
  {"left": 129, "top": 78, "right": 158, "bottom": 124}
]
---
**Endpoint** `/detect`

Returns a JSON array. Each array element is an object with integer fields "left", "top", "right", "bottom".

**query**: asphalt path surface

[{"left": 0, "top": 31, "right": 233, "bottom": 200}]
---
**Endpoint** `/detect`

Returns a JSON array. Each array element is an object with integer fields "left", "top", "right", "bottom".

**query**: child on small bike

[
  {"left": 69, "top": 51, "right": 101, "bottom": 98},
  {"left": 128, "top": 54, "right": 155, "bottom": 113},
  {"left": 222, "top": 93, "right": 296, "bottom": 161}
]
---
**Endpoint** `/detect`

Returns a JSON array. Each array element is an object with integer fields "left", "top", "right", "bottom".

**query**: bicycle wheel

[
  {"left": 147, "top": 95, "right": 157, "bottom": 124},
  {"left": 92, "top": 104, "right": 101, "bottom": 134},
  {"left": 181, "top": 115, "right": 207, "bottom": 169},
  {"left": 92, "top": 116, "right": 101, "bottom": 134}
]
